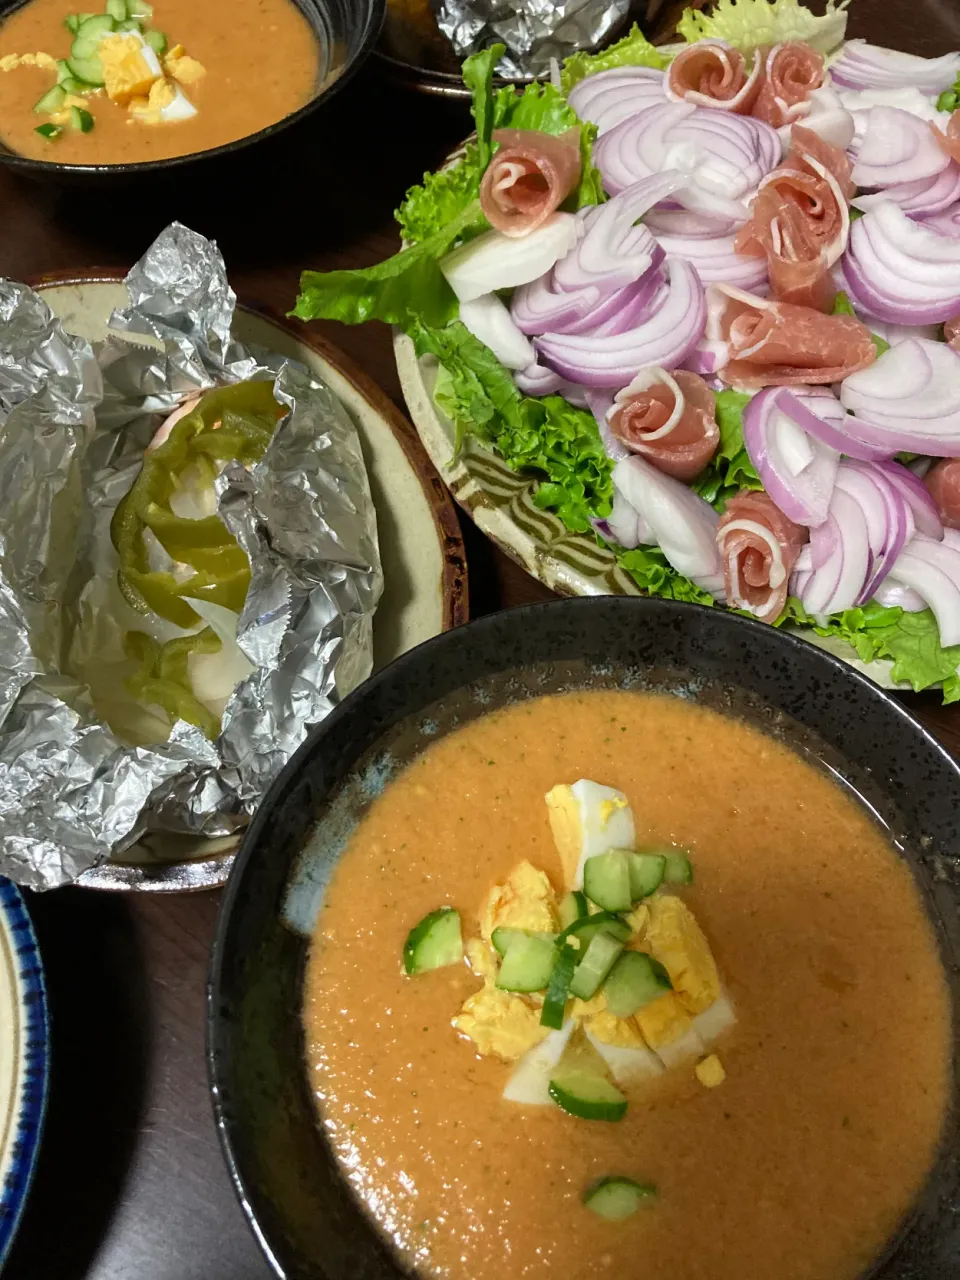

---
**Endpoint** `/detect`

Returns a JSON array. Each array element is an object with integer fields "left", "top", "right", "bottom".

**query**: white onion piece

[
  {"left": 872, "top": 579, "right": 927, "bottom": 611},
  {"left": 593, "top": 101, "right": 780, "bottom": 205},
  {"left": 851, "top": 106, "right": 951, "bottom": 189},
  {"left": 853, "top": 164, "right": 960, "bottom": 219},
  {"left": 567, "top": 66, "right": 666, "bottom": 136},
  {"left": 182, "top": 597, "right": 255, "bottom": 714},
  {"left": 829, "top": 41, "right": 960, "bottom": 95},
  {"left": 591, "top": 486, "right": 655, "bottom": 548},
  {"left": 841, "top": 200, "right": 960, "bottom": 324},
  {"left": 513, "top": 361, "right": 589, "bottom": 407},
  {"left": 168, "top": 459, "right": 220, "bottom": 520},
  {"left": 459, "top": 294, "right": 535, "bottom": 370},
  {"left": 440, "top": 214, "right": 578, "bottom": 303},
  {"left": 584, "top": 388, "right": 631, "bottom": 464},
  {"left": 860, "top": 315, "right": 942, "bottom": 345},
  {"left": 742, "top": 388, "right": 840, "bottom": 527},
  {"left": 611, "top": 455, "right": 725, "bottom": 598},
  {"left": 834, "top": 462, "right": 913, "bottom": 602},
  {"left": 874, "top": 460, "right": 944, "bottom": 539},
  {"left": 839, "top": 338, "right": 960, "bottom": 456},
  {"left": 786, "top": 84, "right": 855, "bottom": 151},
  {"left": 535, "top": 257, "right": 706, "bottom": 387},
  {"left": 885, "top": 534, "right": 960, "bottom": 644}
]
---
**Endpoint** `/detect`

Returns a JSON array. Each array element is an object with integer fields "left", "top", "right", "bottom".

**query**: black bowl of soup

[
  {"left": 0, "top": 0, "right": 383, "bottom": 178},
  {"left": 208, "top": 596, "right": 960, "bottom": 1280}
]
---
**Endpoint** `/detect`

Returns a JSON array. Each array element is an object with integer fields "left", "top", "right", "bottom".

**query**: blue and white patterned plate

[{"left": 0, "top": 879, "right": 48, "bottom": 1265}]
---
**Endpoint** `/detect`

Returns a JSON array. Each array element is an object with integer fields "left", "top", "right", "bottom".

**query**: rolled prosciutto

[
  {"left": 735, "top": 126, "right": 853, "bottom": 310},
  {"left": 479, "top": 128, "right": 582, "bottom": 238},
  {"left": 708, "top": 284, "right": 876, "bottom": 388},
  {"left": 608, "top": 368, "right": 720, "bottom": 481},
  {"left": 925, "top": 458, "right": 960, "bottom": 528},
  {"left": 933, "top": 111, "right": 960, "bottom": 164},
  {"left": 752, "top": 42, "right": 826, "bottom": 128},
  {"left": 946, "top": 315, "right": 960, "bottom": 352},
  {"left": 665, "top": 39, "right": 762, "bottom": 113},
  {"left": 717, "top": 490, "right": 808, "bottom": 622}
]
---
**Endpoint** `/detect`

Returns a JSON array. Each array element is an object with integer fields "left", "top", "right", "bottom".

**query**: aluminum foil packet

[
  {"left": 435, "top": 0, "right": 630, "bottom": 78},
  {"left": 0, "top": 223, "right": 382, "bottom": 889}
]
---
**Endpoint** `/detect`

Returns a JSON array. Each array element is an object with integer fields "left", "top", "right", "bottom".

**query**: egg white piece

[
  {"left": 569, "top": 780, "right": 635, "bottom": 889},
  {"left": 585, "top": 1032, "right": 664, "bottom": 1085},
  {"left": 652, "top": 1024, "right": 705, "bottom": 1070},
  {"left": 503, "top": 1019, "right": 576, "bottom": 1106},
  {"left": 157, "top": 83, "right": 197, "bottom": 121},
  {"left": 693, "top": 991, "right": 737, "bottom": 1047}
]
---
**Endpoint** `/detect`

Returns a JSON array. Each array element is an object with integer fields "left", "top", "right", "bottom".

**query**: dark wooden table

[{"left": 3, "top": 8, "right": 960, "bottom": 1275}]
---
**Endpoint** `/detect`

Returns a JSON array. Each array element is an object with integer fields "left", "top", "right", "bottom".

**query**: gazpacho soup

[
  {"left": 0, "top": 0, "right": 322, "bottom": 163},
  {"left": 303, "top": 689, "right": 952, "bottom": 1280}
]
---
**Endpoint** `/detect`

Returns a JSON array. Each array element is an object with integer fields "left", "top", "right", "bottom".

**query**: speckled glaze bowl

[{"left": 208, "top": 596, "right": 960, "bottom": 1280}]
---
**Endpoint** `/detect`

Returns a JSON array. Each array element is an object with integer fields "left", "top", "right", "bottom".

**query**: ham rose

[
  {"left": 717, "top": 490, "right": 808, "bottom": 622},
  {"left": 925, "top": 458, "right": 960, "bottom": 528},
  {"left": 479, "top": 129, "right": 582, "bottom": 238},
  {"left": 664, "top": 39, "right": 762, "bottom": 113},
  {"left": 752, "top": 42, "right": 826, "bottom": 128},
  {"left": 735, "top": 125, "right": 854, "bottom": 310},
  {"left": 708, "top": 284, "right": 877, "bottom": 388},
  {"left": 608, "top": 368, "right": 720, "bottom": 481}
]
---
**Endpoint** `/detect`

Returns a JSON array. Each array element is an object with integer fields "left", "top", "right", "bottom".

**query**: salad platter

[{"left": 297, "top": 0, "right": 960, "bottom": 703}]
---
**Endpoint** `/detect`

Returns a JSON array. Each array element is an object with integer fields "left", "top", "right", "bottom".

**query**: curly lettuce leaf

[
  {"left": 618, "top": 547, "right": 715, "bottom": 604},
  {"left": 832, "top": 290, "right": 890, "bottom": 357},
  {"left": 693, "top": 389, "right": 762, "bottom": 507},
  {"left": 560, "top": 24, "right": 666, "bottom": 92},
  {"left": 677, "top": 0, "right": 850, "bottom": 55},
  {"left": 464, "top": 44, "right": 502, "bottom": 167},
  {"left": 938, "top": 75, "right": 960, "bottom": 113},
  {"left": 397, "top": 144, "right": 485, "bottom": 245},
  {"left": 492, "top": 78, "right": 604, "bottom": 209}
]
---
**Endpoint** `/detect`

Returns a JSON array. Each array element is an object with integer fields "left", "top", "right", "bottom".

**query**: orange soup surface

[
  {"left": 303, "top": 690, "right": 952, "bottom": 1280},
  {"left": 0, "top": 0, "right": 321, "bottom": 163}
]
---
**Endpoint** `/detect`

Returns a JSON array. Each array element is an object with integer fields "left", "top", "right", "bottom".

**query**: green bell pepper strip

[{"left": 124, "top": 627, "right": 224, "bottom": 740}]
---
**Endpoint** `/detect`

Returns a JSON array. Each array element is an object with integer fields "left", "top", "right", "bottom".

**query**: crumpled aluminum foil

[
  {"left": 0, "top": 223, "right": 382, "bottom": 889},
  {"left": 435, "top": 0, "right": 630, "bottom": 78}
]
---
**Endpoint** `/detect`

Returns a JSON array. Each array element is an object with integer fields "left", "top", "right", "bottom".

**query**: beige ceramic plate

[
  {"left": 29, "top": 272, "right": 467, "bottom": 891},
  {"left": 393, "top": 332, "right": 907, "bottom": 690}
]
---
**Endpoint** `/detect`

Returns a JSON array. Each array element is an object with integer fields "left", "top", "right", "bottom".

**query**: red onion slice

[
  {"left": 513, "top": 361, "right": 589, "bottom": 407},
  {"left": 851, "top": 106, "right": 951, "bottom": 188},
  {"left": 793, "top": 480, "right": 871, "bottom": 615},
  {"left": 840, "top": 199, "right": 960, "bottom": 324},
  {"left": 834, "top": 461, "right": 913, "bottom": 602},
  {"left": 917, "top": 205, "right": 960, "bottom": 238},
  {"left": 612, "top": 455, "right": 726, "bottom": 599},
  {"left": 874, "top": 460, "right": 944, "bottom": 539},
  {"left": 854, "top": 163, "right": 960, "bottom": 218},
  {"left": 742, "top": 387, "right": 840, "bottom": 526},
  {"left": 789, "top": 85, "right": 855, "bottom": 151},
  {"left": 647, "top": 224, "right": 769, "bottom": 291},
  {"left": 872, "top": 579, "right": 927, "bottom": 610},
  {"left": 885, "top": 533, "right": 960, "bottom": 643},
  {"left": 839, "top": 337, "right": 960, "bottom": 456},
  {"left": 534, "top": 257, "right": 706, "bottom": 388},
  {"left": 828, "top": 41, "right": 960, "bottom": 95},
  {"left": 567, "top": 67, "right": 667, "bottom": 137}
]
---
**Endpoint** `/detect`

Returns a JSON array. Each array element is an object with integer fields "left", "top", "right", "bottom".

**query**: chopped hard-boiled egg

[
  {"left": 645, "top": 893, "right": 721, "bottom": 1015},
  {"left": 693, "top": 990, "right": 737, "bottom": 1044},
  {"left": 454, "top": 984, "right": 548, "bottom": 1062},
  {"left": 502, "top": 1020, "right": 576, "bottom": 1104},
  {"left": 586, "top": 1032, "right": 664, "bottom": 1085},
  {"left": 695, "top": 1054, "right": 726, "bottom": 1088},
  {"left": 130, "top": 77, "right": 197, "bottom": 123},
  {"left": 465, "top": 937, "right": 498, "bottom": 982},
  {"left": 99, "top": 32, "right": 163, "bottom": 104},
  {"left": 480, "top": 860, "right": 557, "bottom": 944},
  {"left": 635, "top": 991, "right": 705, "bottom": 1068},
  {"left": 163, "top": 45, "right": 205, "bottom": 85},
  {"left": 0, "top": 51, "right": 57, "bottom": 71},
  {"left": 545, "top": 779, "right": 635, "bottom": 889}
]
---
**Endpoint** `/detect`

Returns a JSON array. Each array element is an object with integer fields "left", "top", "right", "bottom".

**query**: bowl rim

[
  {"left": 206, "top": 592, "right": 960, "bottom": 1280},
  {"left": 0, "top": 0, "right": 385, "bottom": 177}
]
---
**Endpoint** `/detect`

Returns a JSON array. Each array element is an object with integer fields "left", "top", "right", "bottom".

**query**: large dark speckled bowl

[{"left": 208, "top": 596, "right": 960, "bottom": 1280}]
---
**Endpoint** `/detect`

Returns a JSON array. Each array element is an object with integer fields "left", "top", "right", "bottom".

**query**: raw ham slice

[
  {"left": 752, "top": 43, "right": 826, "bottom": 128},
  {"left": 934, "top": 111, "right": 960, "bottom": 164},
  {"left": 925, "top": 459, "right": 960, "bottom": 528},
  {"left": 665, "top": 39, "right": 762, "bottom": 113},
  {"left": 945, "top": 315, "right": 960, "bottom": 352},
  {"left": 608, "top": 368, "right": 720, "bottom": 481},
  {"left": 708, "top": 284, "right": 877, "bottom": 388},
  {"left": 479, "top": 129, "right": 582, "bottom": 239},
  {"left": 717, "top": 490, "right": 808, "bottom": 622},
  {"left": 735, "top": 126, "right": 853, "bottom": 310}
]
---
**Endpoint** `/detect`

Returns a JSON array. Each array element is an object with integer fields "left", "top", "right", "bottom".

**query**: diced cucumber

[
  {"left": 663, "top": 852, "right": 693, "bottom": 885},
  {"left": 496, "top": 932, "right": 556, "bottom": 993},
  {"left": 540, "top": 946, "right": 575, "bottom": 1029},
  {"left": 549, "top": 1066, "right": 628, "bottom": 1121},
  {"left": 604, "top": 951, "right": 672, "bottom": 1018},
  {"left": 556, "top": 911, "right": 631, "bottom": 950},
  {"left": 403, "top": 906, "right": 462, "bottom": 976},
  {"left": 127, "top": 0, "right": 153, "bottom": 14},
  {"left": 144, "top": 27, "right": 166, "bottom": 54},
  {"left": 62, "top": 75, "right": 91, "bottom": 92},
  {"left": 73, "top": 12, "right": 115, "bottom": 47},
  {"left": 66, "top": 53, "right": 104, "bottom": 84},
  {"left": 569, "top": 931, "right": 624, "bottom": 1001},
  {"left": 63, "top": 13, "right": 89, "bottom": 34},
  {"left": 105, "top": 0, "right": 126, "bottom": 20},
  {"left": 583, "top": 1176, "right": 656, "bottom": 1220},
  {"left": 491, "top": 926, "right": 555, "bottom": 957},
  {"left": 33, "top": 85, "right": 66, "bottom": 114},
  {"left": 627, "top": 851, "right": 665, "bottom": 901},
  {"left": 557, "top": 890, "right": 589, "bottom": 930},
  {"left": 583, "top": 851, "right": 632, "bottom": 913},
  {"left": 70, "top": 106, "right": 94, "bottom": 132},
  {"left": 115, "top": 17, "right": 143, "bottom": 31},
  {"left": 34, "top": 123, "right": 62, "bottom": 140}
]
